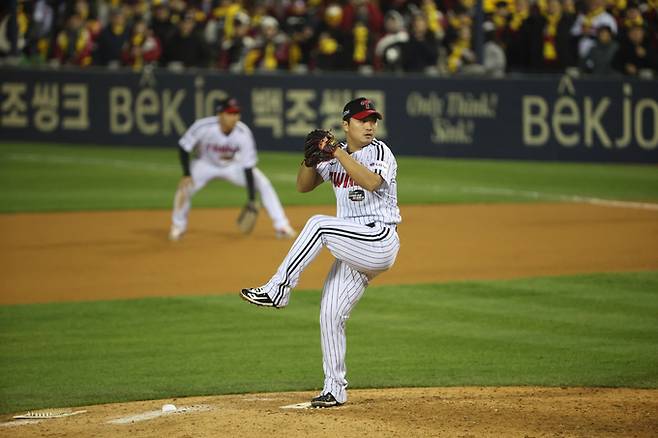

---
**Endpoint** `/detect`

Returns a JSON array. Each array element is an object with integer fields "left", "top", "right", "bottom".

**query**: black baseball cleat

[
  {"left": 311, "top": 393, "right": 342, "bottom": 408},
  {"left": 240, "top": 288, "right": 277, "bottom": 308}
]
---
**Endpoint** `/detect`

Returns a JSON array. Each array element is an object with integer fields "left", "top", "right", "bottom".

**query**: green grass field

[
  {"left": 1, "top": 142, "right": 657, "bottom": 212},
  {"left": 1, "top": 273, "right": 657, "bottom": 414},
  {"left": 0, "top": 141, "right": 657, "bottom": 414}
]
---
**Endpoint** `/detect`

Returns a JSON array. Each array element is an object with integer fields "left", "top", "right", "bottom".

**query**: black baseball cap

[
  {"left": 342, "top": 97, "right": 382, "bottom": 121},
  {"left": 216, "top": 97, "right": 241, "bottom": 114}
]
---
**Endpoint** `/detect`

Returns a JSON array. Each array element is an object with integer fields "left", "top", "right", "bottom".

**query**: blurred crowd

[{"left": 1, "top": 0, "right": 657, "bottom": 77}]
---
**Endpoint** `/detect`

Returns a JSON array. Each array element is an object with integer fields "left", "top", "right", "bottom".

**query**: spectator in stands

[
  {"left": 421, "top": 0, "right": 446, "bottom": 42},
  {"left": 444, "top": 2, "right": 473, "bottom": 49},
  {"left": 341, "top": 0, "right": 384, "bottom": 72},
  {"left": 621, "top": 2, "right": 646, "bottom": 32},
  {"left": 524, "top": 0, "right": 578, "bottom": 72},
  {"left": 285, "top": 16, "right": 315, "bottom": 72},
  {"left": 94, "top": 7, "right": 129, "bottom": 67},
  {"left": 242, "top": 15, "right": 288, "bottom": 73},
  {"left": 122, "top": 18, "right": 162, "bottom": 71},
  {"left": 509, "top": 0, "right": 530, "bottom": 31},
  {"left": 562, "top": 0, "right": 577, "bottom": 17},
  {"left": 313, "top": 3, "right": 351, "bottom": 71},
  {"left": 571, "top": 0, "right": 618, "bottom": 59},
  {"left": 281, "top": 0, "right": 308, "bottom": 34},
  {"left": 0, "top": 1, "right": 30, "bottom": 61},
  {"left": 351, "top": 17, "right": 375, "bottom": 72},
  {"left": 504, "top": 0, "right": 532, "bottom": 72},
  {"left": 615, "top": 23, "right": 657, "bottom": 76},
  {"left": 207, "top": 0, "right": 244, "bottom": 46},
  {"left": 150, "top": 1, "right": 176, "bottom": 56},
  {"left": 217, "top": 11, "right": 254, "bottom": 72},
  {"left": 490, "top": 0, "right": 511, "bottom": 36},
  {"left": 121, "top": 1, "right": 146, "bottom": 24},
  {"left": 10, "top": 0, "right": 658, "bottom": 75},
  {"left": 161, "top": 11, "right": 211, "bottom": 69},
  {"left": 53, "top": 12, "right": 93, "bottom": 66},
  {"left": 281, "top": 1, "right": 318, "bottom": 36},
  {"left": 446, "top": 20, "right": 482, "bottom": 73},
  {"left": 580, "top": 24, "right": 620, "bottom": 74},
  {"left": 482, "top": 20, "right": 507, "bottom": 76},
  {"left": 21, "top": 0, "right": 52, "bottom": 64},
  {"left": 618, "top": 2, "right": 645, "bottom": 45},
  {"left": 74, "top": 0, "right": 101, "bottom": 43},
  {"left": 374, "top": 10, "right": 408, "bottom": 72},
  {"left": 341, "top": 0, "right": 384, "bottom": 37},
  {"left": 168, "top": 0, "right": 189, "bottom": 26},
  {"left": 644, "top": 0, "right": 658, "bottom": 52},
  {"left": 403, "top": 12, "right": 441, "bottom": 73}
]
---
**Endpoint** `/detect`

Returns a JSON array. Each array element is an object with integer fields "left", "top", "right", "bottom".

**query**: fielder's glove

[
  {"left": 303, "top": 129, "right": 338, "bottom": 167},
  {"left": 237, "top": 201, "right": 259, "bottom": 235}
]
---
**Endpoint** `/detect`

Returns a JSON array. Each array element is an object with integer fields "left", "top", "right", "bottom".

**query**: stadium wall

[{"left": 1, "top": 67, "right": 656, "bottom": 162}]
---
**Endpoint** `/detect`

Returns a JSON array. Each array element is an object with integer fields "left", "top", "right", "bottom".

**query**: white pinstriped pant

[
  {"left": 172, "top": 159, "right": 290, "bottom": 231},
  {"left": 261, "top": 215, "right": 400, "bottom": 403}
]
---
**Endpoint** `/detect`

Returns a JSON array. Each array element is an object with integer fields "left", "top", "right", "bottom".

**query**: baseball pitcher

[{"left": 240, "top": 97, "right": 401, "bottom": 407}]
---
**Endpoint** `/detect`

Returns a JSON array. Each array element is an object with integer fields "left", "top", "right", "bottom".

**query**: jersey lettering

[
  {"left": 330, "top": 171, "right": 356, "bottom": 188},
  {"left": 207, "top": 143, "right": 238, "bottom": 159}
]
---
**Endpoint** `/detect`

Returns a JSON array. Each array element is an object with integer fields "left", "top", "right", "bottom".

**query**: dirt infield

[
  {"left": 1, "top": 202, "right": 657, "bottom": 436},
  {"left": 2, "top": 203, "right": 657, "bottom": 304}
]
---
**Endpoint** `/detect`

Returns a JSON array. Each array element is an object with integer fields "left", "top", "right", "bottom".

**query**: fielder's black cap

[
  {"left": 216, "top": 97, "right": 241, "bottom": 114},
  {"left": 342, "top": 97, "right": 382, "bottom": 121}
]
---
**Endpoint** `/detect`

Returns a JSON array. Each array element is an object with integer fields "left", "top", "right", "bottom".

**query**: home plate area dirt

[{"left": 1, "top": 203, "right": 657, "bottom": 436}]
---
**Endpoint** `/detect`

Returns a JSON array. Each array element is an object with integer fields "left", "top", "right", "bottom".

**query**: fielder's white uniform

[
  {"left": 259, "top": 138, "right": 401, "bottom": 403},
  {"left": 171, "top": 116, "right": 292, "bottom": 233}
]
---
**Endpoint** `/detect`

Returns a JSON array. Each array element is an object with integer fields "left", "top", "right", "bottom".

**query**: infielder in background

[
  {"left": 169, "top": 97, "right": 297, "bottom": 241},
  {"left": 241, "top": 97, "right": 401, "bottom": 408}
]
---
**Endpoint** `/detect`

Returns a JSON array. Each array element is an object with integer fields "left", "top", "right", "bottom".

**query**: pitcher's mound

[{"left": 2, "top": 387, "right": 656, "bottom": 437}]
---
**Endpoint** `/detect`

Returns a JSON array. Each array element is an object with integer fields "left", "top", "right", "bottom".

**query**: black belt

[{"left": 366, "top": 222, "right": 397, "bottom": 231}]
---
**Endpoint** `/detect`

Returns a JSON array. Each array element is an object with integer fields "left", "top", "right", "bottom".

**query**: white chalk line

[
  {"left": 461, "top": 186, "right": 658, "bottom": 211},
  {"left": 106, "top": 404, "right": 211, "bottom": 425},
  {"left": 242, "top": 397, "right": 280, "bottom": 402},
  {"left": 280, "top": 402, "right": 313, "bottom": 410},
  {"left": 4, "top": 152, "right": 657, "bottom": 211},
  {"left": 0, "top": 419, "right": 43, "bottom": 427}
]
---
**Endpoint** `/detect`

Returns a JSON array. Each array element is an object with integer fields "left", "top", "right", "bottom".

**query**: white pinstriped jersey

[
  {"left": 179, "top": 117, "right": 258, "bottom": 168},
  {"left": 316, "top": 139, "right": 401, "bottom": 225}
]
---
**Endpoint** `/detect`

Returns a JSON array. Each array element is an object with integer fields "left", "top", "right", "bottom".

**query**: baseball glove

[
  {"left": 303, "top": 129, "right": 338, "bottom": 167},
  {"left": 237, "top": 201, "right": 259, "bottom": 235}
]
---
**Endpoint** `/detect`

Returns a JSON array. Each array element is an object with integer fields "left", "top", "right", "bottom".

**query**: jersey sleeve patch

[
  {"left": 369, "top": 161, "right": 389, "bottom": 174},
  {"left": 369, "top": 160, "right": 392, "bottom": 186}
]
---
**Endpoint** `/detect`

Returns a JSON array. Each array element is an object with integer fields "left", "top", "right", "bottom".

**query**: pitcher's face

[{"left": 343, "top": 115, "right": 379, "bottom": 147}]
